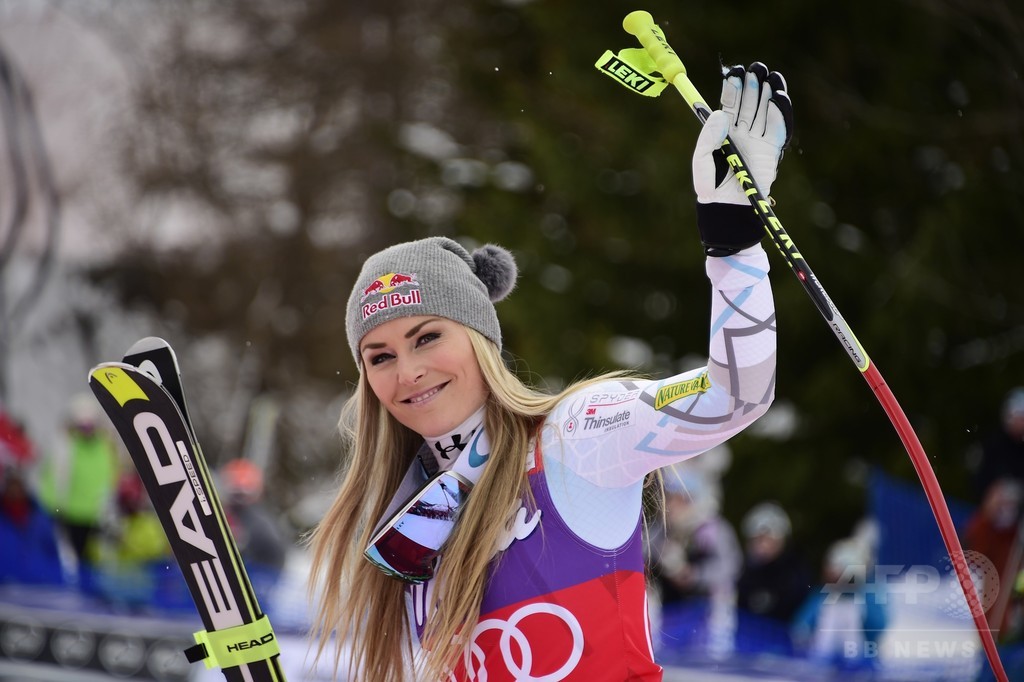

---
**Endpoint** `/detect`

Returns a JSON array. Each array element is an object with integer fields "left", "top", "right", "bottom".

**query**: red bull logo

[
  {"left": 360, "top": 272, "right": 422, "bottom": 320},
  {"left": 360, "top": 272, "right": 419, "bottom": 301}
]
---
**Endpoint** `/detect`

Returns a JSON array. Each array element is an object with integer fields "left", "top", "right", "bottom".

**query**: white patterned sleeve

[{"left": 544, "top": 244, "right": 776, "bottom": 487}]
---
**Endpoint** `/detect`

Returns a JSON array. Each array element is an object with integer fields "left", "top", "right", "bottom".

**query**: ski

[
  {"left": 122, "top": 337, "right": 268, "bottom": 621},
  {"left": 122, "top": 337, "right": 195, "bottom": 439},
  {"left": 89, "top": 359, "right": 286, "bottom": 682}
]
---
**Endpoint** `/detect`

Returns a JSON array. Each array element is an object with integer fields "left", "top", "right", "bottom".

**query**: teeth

[{"left": 408, "top": 386, "right": 442, "bottom": 403}]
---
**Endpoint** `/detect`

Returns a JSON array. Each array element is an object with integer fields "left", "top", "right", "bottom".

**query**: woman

[{"left": 308, "top": 61, "right": 792, "bottom": 681}]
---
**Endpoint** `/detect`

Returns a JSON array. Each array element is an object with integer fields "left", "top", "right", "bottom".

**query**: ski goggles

[{"left": 364, "top": 470, "right": 473, "bottom": 583}]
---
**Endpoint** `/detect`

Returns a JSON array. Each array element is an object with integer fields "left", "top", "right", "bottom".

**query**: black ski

[
  {"left": 122, "top": 337, "right": 194, "bottom": 439},
  {"left": 89, "top": 358, "right": 286, "bottom": 682}
]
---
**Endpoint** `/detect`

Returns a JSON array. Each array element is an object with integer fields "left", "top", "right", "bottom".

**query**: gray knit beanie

[{"left": 345, "top": 236, "right": 518, "bottom": 364}]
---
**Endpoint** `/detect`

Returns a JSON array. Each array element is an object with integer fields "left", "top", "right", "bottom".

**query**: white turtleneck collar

[{"left": 420, "top": 405, "right": 486, "bottom": 474}]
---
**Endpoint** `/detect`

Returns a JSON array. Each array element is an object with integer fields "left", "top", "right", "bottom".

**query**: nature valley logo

[
  {"left": 360, "top": 272, "right": 419, "bottom": 301},
  {"left": 654, "top": 373, "right": 710, "bottom": 411}
]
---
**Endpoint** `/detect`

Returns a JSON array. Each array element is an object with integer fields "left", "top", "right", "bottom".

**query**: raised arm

[{"left": 548, "top": 63, "right": 792, "bottom": 487}]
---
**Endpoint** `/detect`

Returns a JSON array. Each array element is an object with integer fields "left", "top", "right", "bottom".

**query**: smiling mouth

[{"left": 403, "top": 381, "right": 450, "bottom": 404}]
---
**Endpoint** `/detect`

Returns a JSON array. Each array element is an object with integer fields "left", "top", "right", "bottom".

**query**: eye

[
  {"left": 368, "top": 351, "right": 394, "bottom": 366},
  {"left": 416, "top": 332, "right": 440, "bottom": 347}
]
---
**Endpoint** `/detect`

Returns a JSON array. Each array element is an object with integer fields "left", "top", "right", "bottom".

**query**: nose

[{"left": 396, "top": 354, "right": 426, "bottom": 386}]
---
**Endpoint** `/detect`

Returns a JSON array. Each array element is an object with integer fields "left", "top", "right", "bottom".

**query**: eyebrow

[{"left": 361, "top": 318, "right": 442, "bottom": 353}]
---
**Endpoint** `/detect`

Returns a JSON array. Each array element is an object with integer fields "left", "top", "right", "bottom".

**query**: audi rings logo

[{"left": 461, "top": 603, "right": 584, "bottom": 681}]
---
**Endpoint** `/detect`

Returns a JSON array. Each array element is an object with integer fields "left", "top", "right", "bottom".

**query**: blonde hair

[{"left": 306, "top": 328, "right": 637, "bottom": 681}]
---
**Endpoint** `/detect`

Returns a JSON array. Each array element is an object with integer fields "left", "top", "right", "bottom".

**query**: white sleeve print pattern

[{"left": 544, "top": 245, "right": 776, "bottom": 488}]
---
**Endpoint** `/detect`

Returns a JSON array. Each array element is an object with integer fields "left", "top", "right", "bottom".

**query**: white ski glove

[{"left": 692, "top": 62, "right": 794, "bottom": 256}]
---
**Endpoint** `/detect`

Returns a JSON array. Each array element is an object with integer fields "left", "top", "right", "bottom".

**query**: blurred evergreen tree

[{"left": 90, "top": 0, "right": 1024, "bottom": 555}]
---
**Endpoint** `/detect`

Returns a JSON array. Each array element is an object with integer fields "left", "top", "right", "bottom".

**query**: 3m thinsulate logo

[{"left": 583, "top": 409, "right": 631, "bottom": 431}]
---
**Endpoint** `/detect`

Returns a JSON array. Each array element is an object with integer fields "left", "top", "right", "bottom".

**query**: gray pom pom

[{"left": 472, "top": 244, "right": 517, "bottom": 302}]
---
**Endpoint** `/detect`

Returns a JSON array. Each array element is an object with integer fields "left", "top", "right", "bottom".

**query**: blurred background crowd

[
  {"left": 0, "top": 394, "right": 291, "bottom": 608},
  {"left": 4, "top": 387, "right": 1024, "bottom": 679}
]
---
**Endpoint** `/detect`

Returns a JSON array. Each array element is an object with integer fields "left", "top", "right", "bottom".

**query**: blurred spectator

[
  {"left": 109, "top": 472, "right": 171, "bottom": 563},
  {"left": 0, "top": 463, "right": 65, "bottom": 586},
  {"left": 969, "top": 387, "right": 1024, "bottom": 503},
  {"left": 219, "top": 458, "right": 290, "bottom": 597},
  {"left": 792, "top": 535, "right": 888, "bottom": 671},
  {"left": 964, "top": 477, "right": 1023, "bottom": 636},
  {"left": 650, "top": 468, "right": 741, "bottom": 658},
  {"left": 0, "top": 404, "right": 34, "bottom": 468},
  {"left": 37, "top": 393, "right": 121, "bottom": 583},
  {"left": 736, "top": 501, "right": 813, "bottom": 624},
  {"left": 91, "top": 471, "right": 172, "bottom": 610}
]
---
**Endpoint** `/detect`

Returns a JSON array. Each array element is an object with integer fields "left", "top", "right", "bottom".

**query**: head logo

[
  {"left": 361, "top": 272, "right": 419, "bottom": 301},
  {"left": 131, "top": 410, "right": 242, "bottom": 629}
]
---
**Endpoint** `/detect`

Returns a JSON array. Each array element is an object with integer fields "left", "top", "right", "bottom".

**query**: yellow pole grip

[
  {"left": 622, "top": 12, "right": 683, "bottom": 80},
  {"left": 622, "top": 11, "right": 709, "bottom": 115}
]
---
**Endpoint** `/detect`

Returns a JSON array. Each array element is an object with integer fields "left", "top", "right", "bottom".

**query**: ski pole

[{"left": 605, "top": 10, "right": 1008, "bottom": 681}]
